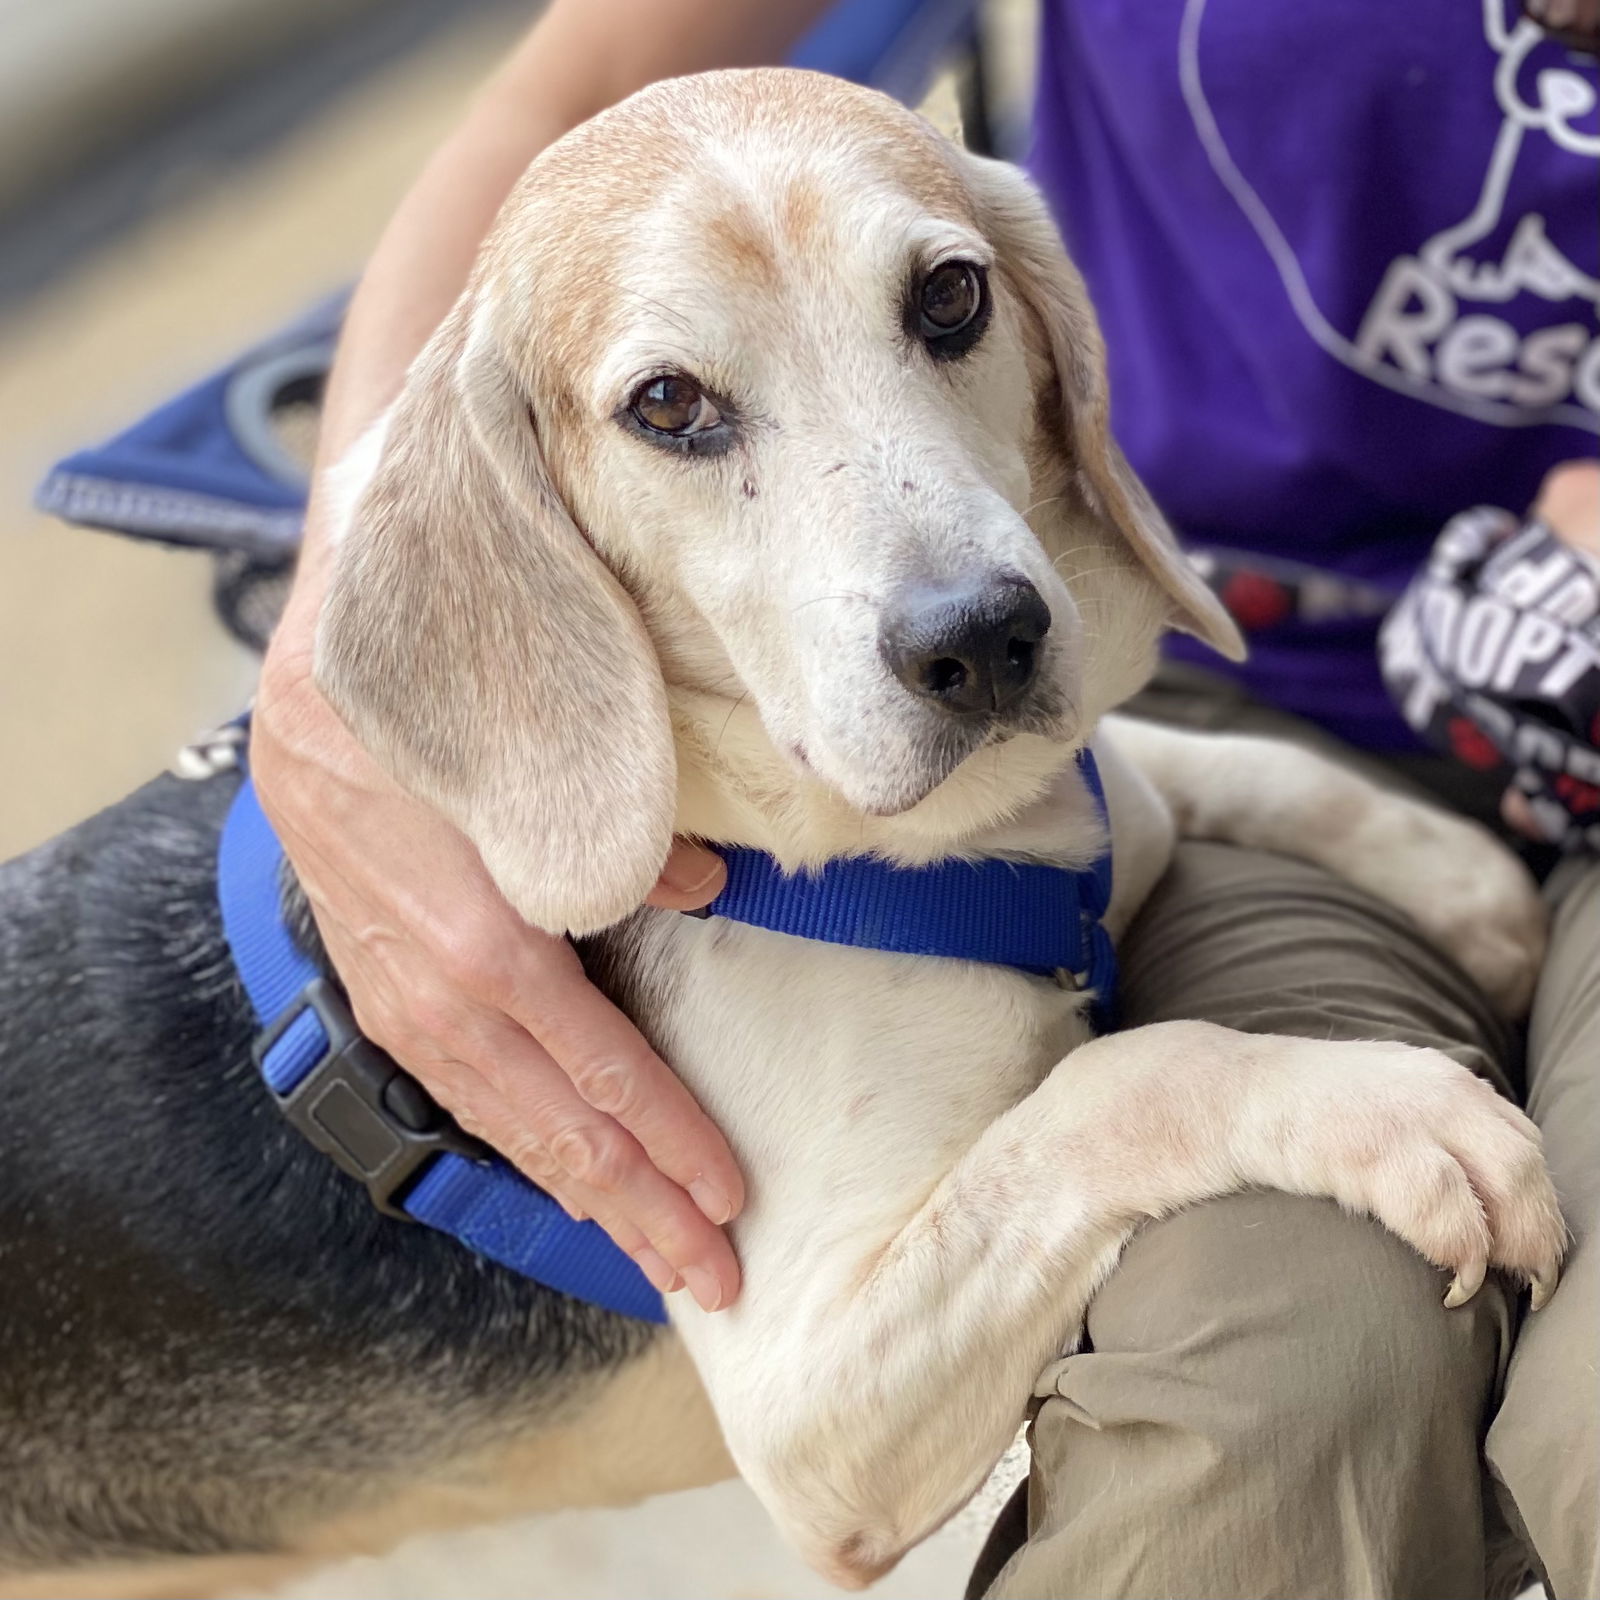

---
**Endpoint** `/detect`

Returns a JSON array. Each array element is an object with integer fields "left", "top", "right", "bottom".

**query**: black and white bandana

[{"left": 1380, "top": 507, "right": 1600, "bottom": 852}]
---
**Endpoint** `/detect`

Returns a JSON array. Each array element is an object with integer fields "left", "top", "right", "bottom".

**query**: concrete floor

[
  {"left": 244, "top": 1451, "right": 1025, "bottom": 1600},
  {"left": 0, "top": 11, "right": 1020, "bottom": 1597}
]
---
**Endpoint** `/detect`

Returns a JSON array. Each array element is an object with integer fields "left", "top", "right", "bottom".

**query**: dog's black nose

[{"left": 881, "top": 574, "right": 1051, "bottom": 716}]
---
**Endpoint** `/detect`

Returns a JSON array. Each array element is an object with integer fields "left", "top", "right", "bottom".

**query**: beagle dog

[{"left": 0, "top": 68, "right": 1563, "bottom": 1598}]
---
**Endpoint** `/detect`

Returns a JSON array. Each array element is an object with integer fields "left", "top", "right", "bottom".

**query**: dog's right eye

[{"left": 629, "top": 376, "right": 723, "bottom": 438}]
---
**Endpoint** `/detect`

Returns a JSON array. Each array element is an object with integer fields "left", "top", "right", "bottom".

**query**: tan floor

[
  {"left": 0, "top": 11, "right": 1019, "bottom": 1597},
  {"left": 0, "top": 9, "right": 523, "bottom": 859}
]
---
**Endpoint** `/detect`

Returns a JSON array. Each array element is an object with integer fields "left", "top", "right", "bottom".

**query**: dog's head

[{"left": 317, "top": 69, "right": 1241, "bottom": 935}]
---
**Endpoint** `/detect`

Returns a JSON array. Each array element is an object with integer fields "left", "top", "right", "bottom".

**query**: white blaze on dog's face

[{"left": 317, "top": 70, "right": 1241, "bottom": 934}]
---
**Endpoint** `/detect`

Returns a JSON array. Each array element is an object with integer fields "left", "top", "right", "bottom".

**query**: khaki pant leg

[
  {"left": 1487, "top": 858, "right": 1600, "bottom": 1600},
  {"left": 979, "top": 839, "right": 1520, "bottom": 1600}
]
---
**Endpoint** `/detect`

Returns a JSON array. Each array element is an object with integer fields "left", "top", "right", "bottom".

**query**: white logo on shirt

[{"left": 1180, "top": 0, "right": 1600, "bottom": 432}]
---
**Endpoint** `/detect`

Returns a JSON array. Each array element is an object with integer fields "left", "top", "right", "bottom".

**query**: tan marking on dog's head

[
  {"left": 777, "top": 174, "right": 828, "bottom": 249},
  {"left": 705, "top": 200, "right": 781, "bottom": 290}
]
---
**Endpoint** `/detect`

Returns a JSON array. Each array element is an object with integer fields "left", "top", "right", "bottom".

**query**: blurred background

[
  {"left": 0, "top": 0, "right": 535, "bottom": 859},
  {"left": 0, "top": 1, "right": 1031, "bottom": 1593}
]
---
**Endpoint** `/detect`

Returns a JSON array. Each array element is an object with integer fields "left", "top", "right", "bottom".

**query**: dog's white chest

[{"left": 626, "top": 911, "right": 1094, "bottom": 1284}]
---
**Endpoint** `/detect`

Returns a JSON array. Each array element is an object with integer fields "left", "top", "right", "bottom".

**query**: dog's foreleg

[
  {"left": 1102, "top": 713, "right": 1547, "bottom": 1015},
  {"left": 698, "top": 1020, "right": 1562, "bottom": 1588}
]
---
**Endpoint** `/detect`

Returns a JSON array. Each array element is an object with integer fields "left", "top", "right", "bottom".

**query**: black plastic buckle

[{"left": 254, "top": 977, "right": 489, "bottom": 1219}]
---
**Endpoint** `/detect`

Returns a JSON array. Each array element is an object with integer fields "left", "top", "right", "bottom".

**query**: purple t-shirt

[{"left": 1028, "top": 0, "right": 1599, "bottom": 747}]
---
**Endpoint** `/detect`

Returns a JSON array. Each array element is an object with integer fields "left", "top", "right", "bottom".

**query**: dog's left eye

[{"left": 629, "top": 376, "right": 723, "bottom": 437}]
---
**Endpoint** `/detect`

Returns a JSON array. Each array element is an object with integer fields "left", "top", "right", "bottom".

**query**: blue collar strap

[
  {"left": 217, "top": 750, "right": 1114, "bottom": 1322},
  {"left": 703, "top": 750, "right": 1115, "bottom": 1020}
]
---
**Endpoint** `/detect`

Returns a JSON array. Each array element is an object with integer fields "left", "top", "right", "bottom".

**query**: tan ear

[
  {"left": 314, "top": 294, "right": 676, "bottom": 937},
  {"left": 961, "top": 153, "right": 1245, "bottom": 663}
]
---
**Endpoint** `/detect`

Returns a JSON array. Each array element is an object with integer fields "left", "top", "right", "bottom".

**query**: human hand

[
  {"left": 1531, "top": 459, "right": 1600, "bottom": 558},
  {"left": 251, "top": 639, "right": 742, "bottom": 1313}
]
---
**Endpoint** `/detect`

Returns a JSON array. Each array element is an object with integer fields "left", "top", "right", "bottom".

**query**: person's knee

[
  {"left": 998, "top": 1194, "right": 1511, "bottom": 1600},
  {"left": 1064, "top": 1191, "right": 1512, "bottom": 1446}
]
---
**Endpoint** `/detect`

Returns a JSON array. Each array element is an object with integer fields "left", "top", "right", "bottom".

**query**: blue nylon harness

[{"left": 217, "top": 750, "right": 1116, "bottom": 1323}]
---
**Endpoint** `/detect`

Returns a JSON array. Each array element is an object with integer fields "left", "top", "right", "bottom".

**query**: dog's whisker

[
  {"left": 1050, "top": 558, "right": 1128, "bottom": 581},
  {"left": 791, "top": 592, "right": 872, "bottom": 614},
  {"left": 602, "top": 283, "right": 699, "bottom": 337},
  {"left": 1053, "top": 570, "right": 1138, "bottom": 595},
  {"left": 714, "top": 691, "right": 751, "bottom": 760}
]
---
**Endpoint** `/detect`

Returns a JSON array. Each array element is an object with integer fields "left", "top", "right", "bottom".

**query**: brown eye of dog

[
  {"left": 630, "top": 375, "right": 722, "bottom": 436},
  {"left": 919, "top": 262, "right": 983, "bottom": 337},
  {"left": 915, "top": 261, "right": 989, "bottom": 360}
]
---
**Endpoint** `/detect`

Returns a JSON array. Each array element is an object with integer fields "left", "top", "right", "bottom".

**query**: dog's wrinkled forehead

[{"left": 480, "top": 70, "right": 977, "bottom": 370}]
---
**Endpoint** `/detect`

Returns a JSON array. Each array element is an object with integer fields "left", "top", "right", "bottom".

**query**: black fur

[{"left": 0, "top": 770, "right": 654, "bottom": 1569}]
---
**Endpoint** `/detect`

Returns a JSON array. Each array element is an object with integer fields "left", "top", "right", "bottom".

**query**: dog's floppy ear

[
  {"left": 315, "top": 293, "right": 677, "bottom": 937},
  {"left": 961, "top": 153, "right": 1245, "bottom": 662}
]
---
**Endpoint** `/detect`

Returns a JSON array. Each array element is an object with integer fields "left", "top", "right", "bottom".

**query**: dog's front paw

[
  {"left": 1348, "top": 798, "right": 1547, "bottom": 1018},
  {"left": 1277, "top": 1042, "right": 1565, "bottom": 1308}
]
